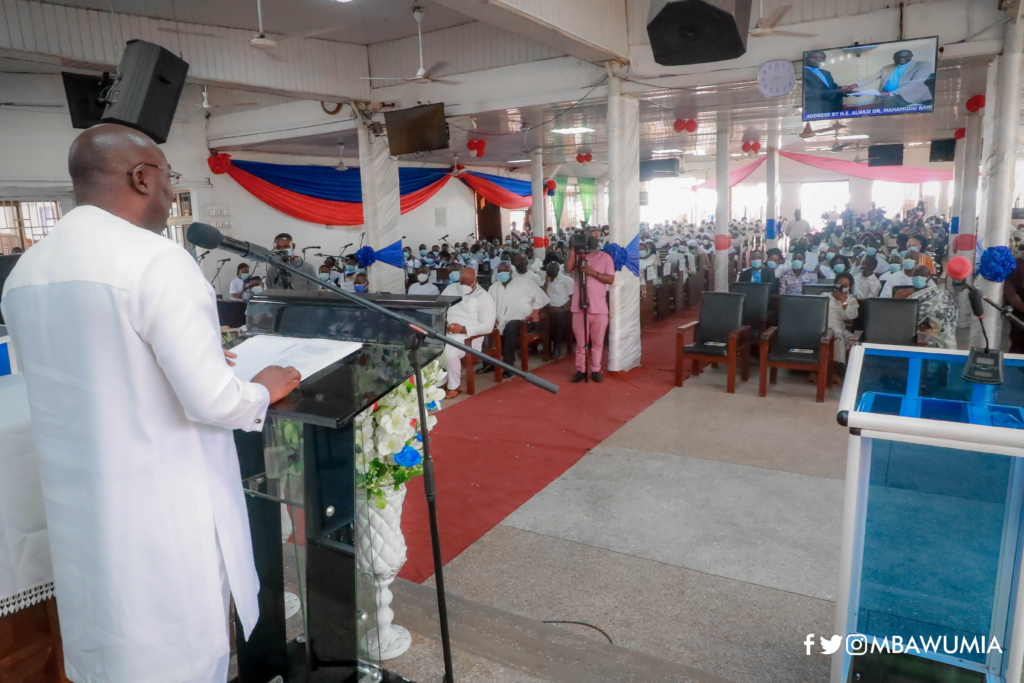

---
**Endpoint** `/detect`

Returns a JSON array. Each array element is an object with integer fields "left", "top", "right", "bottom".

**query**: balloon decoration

[
  {"left": 673, "top": 118, "right": 685, "bottom": 133},
  {"left": 966, "top": 95, "right": 986, "bottom": 113},
  {"left": 575, "top": 147, "right": 595, "bottom": 164},
  {"left": 751, "top": 141, "right": 761, "bottom": 153},
  {"left": 954, "top": 128, "right": 966, "bottom": 140},
  {"left": 467, "top": 139, "right": 487, "bottom": 157},
  {"left": 545, "top": 178, "right": 557, "bottom": 197},
  {"left": 742, "top": 142, "right": 752, "bottom": 152},
  {"left": 684, "top": 119, "right": 698, "bottom": 133}
]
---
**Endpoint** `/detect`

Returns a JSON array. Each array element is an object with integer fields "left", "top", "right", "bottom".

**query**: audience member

[
  {"left": 881, "top": 250, "right": 917, "bottom": 297},
  {"left": 823, "top": 272, "right": 859, "bottom": 366},
  {"left": 779, "top": 251, "right": 818, "bottom": 294},
  {"left": 544, "top": 261, "right": 574, "bottom": 358},
  {"left": 442, "top": 268, "right": 497, "bottom": 398},
  {"left": 899, "top": 266, "right": 957, "bottom": 348},
  {"left": 487, "top": 262, "right": 550, "bottom": 372},
  {"left": 408, "top": 266, "right": 440, "bottom": 296}
]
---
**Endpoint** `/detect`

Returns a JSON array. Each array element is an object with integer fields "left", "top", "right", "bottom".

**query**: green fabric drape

[
  {"left": 552, "top": 174, "right": 569, "bottom": 229},
  {"left": 577, "top": 177, "right": 596, "bottom": 226}
]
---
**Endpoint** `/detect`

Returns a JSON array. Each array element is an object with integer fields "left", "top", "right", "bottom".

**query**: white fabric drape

[
  {"left": 0, "top": 373, "right": 53, "bottom": 616},
  {"left": 359, "top": 118, "right": 404, "bottom": 294},
  {"left": 607, "top": 81, "right": 642, "bottom": 372}
]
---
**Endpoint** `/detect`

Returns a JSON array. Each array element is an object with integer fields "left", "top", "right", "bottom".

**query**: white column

[
  {"left": 937, "top": 177, "right": 950, "bottom": 218},
  {"left": 978, "top": 11, "right": 1024, "bottom": 347},
  {"left": 766, "top": 121, "right": 780, "bottom": 249},
  {"left": 849, "top": 178, "right": 873, "bottom": 216},
  {"left": 959, "top": 112, "right": 985, "bottom": 332},
  {"left": 606, "top": 71, "right": 642, "bottom": 372},
  {"left": 714, "top": 111, "right": 730, "bottom": 291},
  {"left": 595, "top": 178, "right": 609, "bottom": 225},
  {"left": 948, "top": 135, "right": 965, "bottom": 259},
  {"left": 531, "top": 147, "right": 545, "bottom": 260},
  {"left": 357, "top": 115, "right": 403, "bottom": 294}
]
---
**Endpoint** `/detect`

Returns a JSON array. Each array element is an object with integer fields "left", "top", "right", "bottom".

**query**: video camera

[{"left": 567, "top": 227, "right": 600, "bottom": 254}]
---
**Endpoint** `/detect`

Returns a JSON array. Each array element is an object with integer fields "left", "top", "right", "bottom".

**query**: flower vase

[{"left": 355, "top": 483, "right": 412, "bottom": 661}]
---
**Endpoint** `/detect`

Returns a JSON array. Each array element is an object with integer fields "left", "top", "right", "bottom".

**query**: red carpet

[{"left": 399, "top": 306, "right": 700, "bottom": 582}]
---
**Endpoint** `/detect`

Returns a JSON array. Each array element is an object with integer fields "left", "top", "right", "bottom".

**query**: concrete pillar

[
  {"left": 938, "top": 176, "right": 950, "bottom": 218},
  {"left": 357, "top": 114, "right": 403, "bottom": 294},
  {"left": 531, "top": 147, "right": 545, "bottom": 260},
  {"left": 976, "top": 11, "right": 1024, "bottom": 348},
  {"left": 957, "top": 113, "right": 984, "bottom": 265},
  {"left": 765, "top": 122, "right": 780, "bottom": 249},
  {"left": 595, "top": 178, "right": 609, "bottom": 225},
  {"left": 849, "top": 178, "right": 873, "bottom": 216},
  {"left": 606, "top": 71, "right": 642, "bottom": 372},
  {"left": 715, "top": 111, "right": 730, "bottom": 291},
  {"left": 947, "top": 134, "right": 966, "bottom": 282}
]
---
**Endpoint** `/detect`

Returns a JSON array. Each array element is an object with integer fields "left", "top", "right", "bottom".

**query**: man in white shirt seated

[
  {"left": 441, "top": 268, "right": 497, "bottom": 398},
  {"left": 488, "top": 262, "right": 550, "bottom": 372},
  {"left": 514, "top": 254, "right": 544, "bottom": 286},
  {"left": 407, "top": 266, "right": 440, "bottom": 296},
  {"left": 881, "top": 251, "right": 917, "bottom": 297},
  {"left": 544, "top": 261, "right": 573, "bottom": 358},
  {"left": 854, "top": 256, "right": 882, "bottom": 300}
]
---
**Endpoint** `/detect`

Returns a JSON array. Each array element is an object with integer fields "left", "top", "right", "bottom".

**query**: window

[
  {"left": 0, "top": 200, "right": 62, "bottom": 254},
  {"left": 164, "top": 190, "right": 193, "bottom": 247}
]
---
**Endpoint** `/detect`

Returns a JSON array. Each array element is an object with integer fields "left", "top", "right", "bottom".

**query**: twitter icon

[{"left": 820, "top": 635, "right": 842, "bottom": 655}]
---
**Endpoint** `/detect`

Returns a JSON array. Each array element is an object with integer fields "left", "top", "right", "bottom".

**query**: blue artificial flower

[
  {"left": 395, "top": 445, "right": 423, "bottom": 468},
  {"left": 427, "top": 401, "right": 438, "bottom": 411},
  {"left": 979, "top": 246, "right": 1017, "bottom": 283},
  {"left": 415, "top": 432, "right": 423, "bottom": 442}
]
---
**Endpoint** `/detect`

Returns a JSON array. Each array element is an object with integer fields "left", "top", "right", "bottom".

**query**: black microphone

[
  {"left": 969, "top": 287, "right": 985, "bottom": 319},
  {"left": 216, "top": 258, "right": 231, "bottom": 264},
  {"left": 187, "top": 223, "right": 276, "bottom": 263}
]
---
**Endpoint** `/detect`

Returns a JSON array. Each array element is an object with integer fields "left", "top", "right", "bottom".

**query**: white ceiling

[{"left": 38, "top": 0, "right": 474, "bottom": 45}]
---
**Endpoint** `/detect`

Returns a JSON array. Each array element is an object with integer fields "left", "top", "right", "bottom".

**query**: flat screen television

[
  {"left": 929, "top": 138, "right": 956, "bottom": 162},
  {"left": 802, "top": 36, "right": 938, "bottom": 121},
  {"left": 868, "top": 144, "right": 904, "bottom": 167},
  {"left": 383, "top": 103, "right": 450, "bottom": 156}
]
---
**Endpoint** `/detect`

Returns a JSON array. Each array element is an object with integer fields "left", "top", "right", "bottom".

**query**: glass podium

[
  {"left": 231, "top": 290, "right": 457, "bottom": 683},
  {"left": 833, "top": 344, "right": 1024, "bottom": 683}
]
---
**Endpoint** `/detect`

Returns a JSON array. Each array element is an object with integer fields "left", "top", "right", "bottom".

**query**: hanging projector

[{"left": 647, "top": 0, "right": 752, "bottom": 66}]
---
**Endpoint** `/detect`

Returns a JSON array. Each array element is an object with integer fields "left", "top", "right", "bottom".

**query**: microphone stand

[
  {"left": 209, "top": 258, "right": 230, "bottom": 287},
  {"left": 251, "top": 252, "right": 558, "bottom": 683},
  {"left": 571, "top": 248, "right": 591, "bottom": 383}
]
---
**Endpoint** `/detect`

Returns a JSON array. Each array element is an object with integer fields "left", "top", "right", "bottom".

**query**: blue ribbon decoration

[
  {"left": 355, "top": 240, "right": 405, "bottom": 269},
  {"left": 978, "top": 245, "right": 1016, "bottom": 283},
  {"left": 602, "top": 233, "right": 640, "bottom": 277}
]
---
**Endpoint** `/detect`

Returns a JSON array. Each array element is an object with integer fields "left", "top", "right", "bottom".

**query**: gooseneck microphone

[{"left": 188, "top": 222, "right": 275, "bottom": 263}]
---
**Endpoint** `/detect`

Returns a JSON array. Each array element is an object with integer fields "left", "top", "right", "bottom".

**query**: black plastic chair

[
  {"left": 848, "top": 298, "right": 924, "bottom": 361},
  {"left": 729, "top": 282, "right": 771, "bottom": 346},
  {"left": 759, "top": 295, "right": 834, "bottom": 403},
  {"left": 802, "top": 284, "right": 835, "bottom": 297},
  {"left": 676, "top": 292, "right": 750, "bottom": 393}
]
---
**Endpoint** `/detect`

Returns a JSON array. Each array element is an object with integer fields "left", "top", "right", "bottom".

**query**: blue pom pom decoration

[
  {"left": 979, "top": 246, "right": 1017, "bottom": 283},
  {"left": 395, "top": 445, "right": 423, "bottom": 468},
  {"left": 355, "top": 245, "right": 377, "bottom": 268}
]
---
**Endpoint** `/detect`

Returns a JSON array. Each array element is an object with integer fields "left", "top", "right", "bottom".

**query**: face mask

[
  {"left": 404, "top": 251, "right": 412, "bottom": 258},
  {"left": 789, "top": 246, "right": 797, "bottom": 253},
  {"left": 240, "top": 272, "right": 249, "bottom": 281},
  {"left": 898, "top": 249, "right": 907, "bottom": 257},
  {"left": 319, "top": 272, "right": 330, "bottom": 282},
  {"left": 449, "top": 271, "right": 462, "bottom": 282},
  {"left": 833, "top": 263, "right": 846, "bottom": 274},
  {"left": 903, "top": 259, "right": 915, "bottom": 271},
  {"left": 354, "top": 284, "right": 367, "bottom": 293},
  {"left": 889, "top": 262, "right": 901, "bottom": 273},
  {"left": 279, "top": 248, "right": 293, "bottom": 257},
  {"left": 751, "top": 259, "right": 763, "bottom": 268},
  {"left": 765, "top": 261, "right": 778, "bottom": 269},
  {"left": 908, "top": 245, "right": 919, "bottom": 253},
  {"left": 497, "top": 271, "right": 511, "bottom": 283},
  {"left": 912, "top": 276, "right": 928, "bottom": 289},
  {"left": 416, "top": 273, "right": 428, "bottom": 283},
  {"left": 345, "top": 264, "right": 356, "bottom": 274},
  {"left": 251, "top": 286, "right": 263, "bottom": 294},
  {"left": 639, "top": 250, "right": 651, "bottom": 259},
  {"left": 866, "top": 247, "right": 877, "bottom": 256},
  {"left": 825, "top": 252, "right": 835, "bottom": 261},
  {"left": 792, "top": 260, "right": 804, "bottom": 271},
  {"left": 835, "top": 284, "right": 850, "bottom": 294},
  {"left": 420, "top": 249, "right": 427, "bottom": 256},
  {"left": 689, "top": 248, "right": 697, "bottom": 254},
  {"left": 426, "top": 258, "right": 435, "bottom": 265}
]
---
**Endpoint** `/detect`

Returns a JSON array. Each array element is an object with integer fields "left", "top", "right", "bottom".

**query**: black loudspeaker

[
  {"left": 868, "top": 144, "right": 904, "bottom": 167},
  {"left": 101, "top": 40, "right": 189, "bottom": 144},
  {"left": 929, "top": 138, "right": 956, "bottom": 163},
  {"left": 61, "top": 72, "right": 114, "bottom": 129},
  {"left": 640, "top": 158, "right": 680, "bottom": 182},
  {"left": 647, "top": 0, "right": 752, "bottom": 66}
]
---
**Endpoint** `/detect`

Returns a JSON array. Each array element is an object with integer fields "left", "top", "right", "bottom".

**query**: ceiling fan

[
  {"left": 749, "top": 2, "right": 817, "bottom": 38},
  {"left": 361, "top": 6, "right": 462, "bottom": 86},
  {"left": 799, "top": 121, "right": 846, "bottom": 139},
  {"left": 200, "top": 86, "right": 256, "bottom": 111},
  {"left": 160, "top": 0, "right": 353, "bottom": 60}
]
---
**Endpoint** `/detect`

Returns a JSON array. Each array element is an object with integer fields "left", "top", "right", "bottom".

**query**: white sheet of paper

[
  {"left": 646, "top": 265, "right": 657, "bottom": 281},
  {"left": 229, "top": 336, "right": 363, "bottom": 383},
  {"left": 663, "top": 262, "right": 673, "bottom": 276}
]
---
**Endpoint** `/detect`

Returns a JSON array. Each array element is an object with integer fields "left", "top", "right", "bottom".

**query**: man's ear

[{"left": 128, "top": 166, "right": 152, "bottom": 196}]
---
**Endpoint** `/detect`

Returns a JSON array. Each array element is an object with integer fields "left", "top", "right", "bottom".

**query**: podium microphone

[{"left": 188, "top": 222, "right": 276, "bottom": 263}]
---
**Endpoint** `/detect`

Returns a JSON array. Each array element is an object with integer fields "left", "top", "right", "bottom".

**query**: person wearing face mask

[
  {"left": 819, "top": 254, "right": 850, "bottom": 281},
  {"left": 821, "top": 272, "right": 860, "bottom": 365},
  {"left": 317, "top": 264, "right": 333, "bottom": 290},
  {"left": 441, "top": 268, "right": 497, "bottom": 398},
  {"left": 407, "top": 266, "right": 440, "bottom": 296},
  {"left": 248, "top": 275, "right": 264, "bottom": 296},
  {"left": 352, "top": 272, "right": 369, "bottom": 294},
  {"left": 230, "top": 262, "right": 252, "bottom": 300},
  {"left": 487, "top": 262, "right": 550, "bottom": 373},
  {"left": 779, "top": 250, "right": 818, "bottom": 295},
  {"left": 881, "top": 250, "right": 918, "bottom": 298},
  {"left": 638, "top": 241, "right": 660, "bottom": 282},
  {"left": 737, "top": 249, "right": 774, "bottom": 286},
  {"left": 544, "top": 261, "right": 574, "bottom": 358},
  {"left": 839, "top": 236, "right": 856, "bottom": 258},
  {"left": 514, "top": 254, "right": 544, "bottom": 286},
  {"left": 404, "top": 247, "right": 421, "bottom": 280},
  {"left": 907, "top": 235, "right": 935, "bottom": 274},
  {"left": 566, "top": 226, "right": 616, "bottom": 383},
  {"left": 854, "top": 256, "right": 882, "bottom": 300},
  {"left": 265, "top": 232, "right": 319, "bottom": 290},
  {"left": 339, "top": 254, "right": 360, "bottom": 291},
  {"left": 899, "top": 266, "right": 957, "bottom": 348}
]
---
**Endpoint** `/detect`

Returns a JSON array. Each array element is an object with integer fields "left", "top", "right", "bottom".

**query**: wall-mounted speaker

[
  {"left": 101, "top": 40, "right": 189, "bottom": 144},
  {"left": 647, "top": 0, "right": 752, "bottom": 66}
]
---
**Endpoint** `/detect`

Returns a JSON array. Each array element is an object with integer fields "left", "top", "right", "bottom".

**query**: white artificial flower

[
  {"left": 379, "top": 411, "right": 407, "bottom": 434},
  {"left": 377, "top": 431, "right": 405, "bottom": 456}
]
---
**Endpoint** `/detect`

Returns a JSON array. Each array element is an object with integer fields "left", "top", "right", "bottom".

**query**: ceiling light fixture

[
  {"left": 551, "top": 127, "right": 594, "bottom": 134},
  {"left": 837, "top": 134, "right": 869, "bottom": 140},
  {"left": 652, "top": 149, "right": 684, "bottom": 154},
  {"left": 507, "top": 158, "right": 531, "bottom": 163}
]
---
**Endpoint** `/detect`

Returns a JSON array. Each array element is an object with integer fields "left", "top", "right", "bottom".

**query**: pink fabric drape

[
  {"left": 695, "top": 156, "right": 766, "bottom": 190},
  {"left": 779, "top": 151, "right": 954, "bottom": 182}
]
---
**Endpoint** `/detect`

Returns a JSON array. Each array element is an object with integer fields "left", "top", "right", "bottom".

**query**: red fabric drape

[
  {"left": 459, "top": 174, "right": 533, "bottom": 209},
  {"left": 695, "top": 156, "right": 767, "bottom": 190},
  {"left": 780, "top": 151, "right": 954, "bottom": 182},
  {"left": 400, "top": 175, "right": 452, "bottom": 214}
]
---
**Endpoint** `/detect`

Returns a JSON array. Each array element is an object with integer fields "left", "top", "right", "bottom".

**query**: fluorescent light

[
  {"left": 652, "top": 149, "right": 684, "bottom": 155},
  {"left": 551, "top": 127, "right": 594, "bottom": 134},
  {"left": 507, "top": 158, "right": 531, "bottom": 163},
  {"left": 837, "top": 134, "right": 869, "bottom": 140},
  {"left": 907, "top": 142, "right": 925, "bottom": 147}
]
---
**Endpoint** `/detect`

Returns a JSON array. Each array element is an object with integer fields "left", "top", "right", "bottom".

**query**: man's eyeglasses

[{"left": 127, "top": 162, "right": 182, "bottom": 186}]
